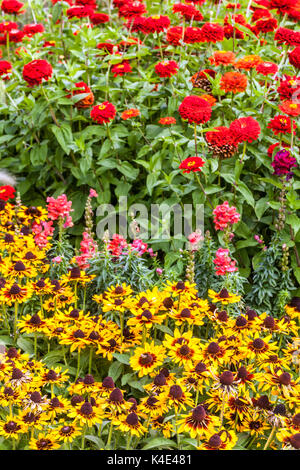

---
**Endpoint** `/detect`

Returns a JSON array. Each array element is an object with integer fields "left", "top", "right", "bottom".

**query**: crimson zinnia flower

[
  {"left": 23, "top": 24, "right": 45, "bottom": 37},
  {"left": 0, "top": 60, "right": 12, "bottom": 79},
  {"left": 229, "top": 117, "right": 261, "bottom": 144},
  {"left": 89, "top": 12, "right": 110, "bottom": 25},
  {"left": 90, "top": 102, "right": 116, "bottom": 124},
  {"left": 166, "top": 26, "right": 183, "bottom": 46},
  {"left": 154, "top": 60, "right": 179, "bottom": 78},
  {"left": 179, "top": 95, "right": 212, "bottom": 124},
  {"left": 158, "top": 117, "right": 176, "bottom": 125},
  {"left": 289, "top": 47, "right": 300, "bottom": 69},
  {"left": 205, "top": 126, "right": 237, "bottom": 159},
  {"left": 1, "top": 0, "right": 24, "bottom": 14},
  {"left": 179, "top": 156, "right": 205, "bottom": 173},
  {"left": 256, "top": 62, "right": 278, "bottom": 76},
  {"left": 0, "top": 185, "right": 15, "bottom": 201},
  {"left": 111, "top": 61, "right": 132, "bottom": 77},
  {"left": 201, "top": 22, "right": 224, "bottom": 43},
  {"left": 279, "top": 100, "right": 300, "bottom": 116},
  {"left": 22, "top": 60, "right": 53, "bottom": 87},
  {"left": 267, "top": 115, "right": 296, "bottom": 135}
]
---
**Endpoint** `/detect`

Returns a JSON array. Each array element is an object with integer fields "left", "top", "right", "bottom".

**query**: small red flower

[
  {"left": 289, "top": 46, "right": 300, "bottom": 70},
  {"left": 179, "top": 156, "right": 205, "bottom": 173},
  {"left": 1, "top": 0, "right": 24, "bottom": 14},
  {"left": 111, "top": 61, "right": 132, "bottom": 77},
  {"left": 0, "top": 60, "right": 12, "bottom": 80},
  {"left": 279, "top": 100, "right": 300, "bottom": 117},
  {"left": 179, "top": 95, "right": 212, "bottom": 125},
  {"left": 256, "top": 62, "right": 278, "bottom": 76},
  {"left": 68, "top": 82, "right": 94, "bottom": 109},
  {"left": 267, "top": 115, "right": 296, "bottom": 135},
  {"left": 154, "top": 60, "right": 179, "bottom": 78},
  {"left": 90, "top": 102, "right": 116, "bottom": 124},
  {"left": 0, "top": 185, "right": 15, "bottom": 201},
  {"left": 22, "top": 60, "right": 53, "bottom": 87}
]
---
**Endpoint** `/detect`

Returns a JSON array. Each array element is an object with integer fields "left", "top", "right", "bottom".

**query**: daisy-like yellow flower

[
  {"left": 60, "top": 266, "right": 95, "bottom": 286},
  {"left": 127, "top": 306, "right": 166, "bottom": 330},
  {"left": 102, "top": 388, "right": 131, "bottom": 414},
  {"left": 68, "top": 400, "right": 103, "bottom": 427},
  {"left": 163, "top": 280, "right": 198, "bottom": 299},
  {"left": 284, "top": 297, "right": 300, "bottom": 320},
  {"left": 197, "top": 429, "right": 238, "bottom": 450},
  {"left": 182, "top": 361, "right": 212, "bottom": 396},
  {"left": 239, "top": 333, "right": 278, "bottom": 362},
  {"left": 53, "top": 421, "right": 82, "bottom": 444},
  {"left": 29, "top": 432, "right": 61, "bottom": 450},
  {"left": 208, "top": 288, "right": 241, "bottom": 305},
  {"left": 160, "top": 383, "right": 194, "bottom": 413},
  {"left": 35, "top": 366, "right": 69, "bottom": 389},
  {"left": 199, "top": 339, "right": 231, "bottom": 366},
  {"left": 0, "top": 416, "right": 26, "bottom": 440},
  {"left": 129, "top": 341, "right": 165, "bottom": 377},
  {"left": 277, "top": 429, "right": 300, "bottom": 450},
  {"left": 45, "top": 395, "right": 71, "bottom": 421},
  {"left": 0, "top": 281, "right": 33, "bottom": 306},
  {"left": 167, "top": 341, "right": 202, "bottom": 368},
  {"left": 258, "top": 312, "right": 298, "bottom": 336},
  {"left": 177, "top": 404, "right": 220, "bottom": 439},
  {"left": 17, "top": 313, "right": 48, "bottom": 334},
  {"left": 242, "top": 412, "right": 271, "bottom": 437},
  {"left": 59, "top": 326, "right": 91, "bottom": 353},
  {"left": 114, "top": 411, "right": 147, "bottom": 437},
  {"left": 257, "top": 367, "right": 300, "bottom": 399},
  {"left": 139, "top": 394, "right": 169, "bottom": 417},
  {"left": 0, "top": 259, "right": 37, "bottom": 280}
]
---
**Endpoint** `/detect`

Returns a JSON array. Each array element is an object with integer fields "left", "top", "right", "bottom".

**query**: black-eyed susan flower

[
  {"left": 114, "top": 411, "right": 147, "bottom": 437},
  {"left": 197, "top": 429, "right": 238, "bottom": 450},
  {"left": 177, "top": 404, "right": 220, "bottom": 439},
  {"left": 29, "top": 432, "right": 60, "bottom": 450},
  {"left": 0, "top": 416, "right": 26, "bottom": 440},
  {"left": 68, "top": 400, "right": 103, "bottom": 427},
  {"left": 129, "top": 341, "right": 165, "bottom": 377},
  {"left": 139, "top": 395, "right": 169, "bottom": 417},
  {"left": 161, "top": 383, "right": 194, "bottom": 413},
  {"left": 208, "top": 288, "right": 241, "bottom": 305},
  {"left": 257, "top": 367, "right": 300, "bottom": 399},
  {"left": 17, "top": 313, "right": 48, "bottom": 334},
  {"left": 150, "top": 415, "right": 174, "bottom": 438},
  {"left": 239, "top": 334, "right": 278, "bottom": 362},
  {"left": 53, "top": 421, "right": 82, "bottom": 444}
]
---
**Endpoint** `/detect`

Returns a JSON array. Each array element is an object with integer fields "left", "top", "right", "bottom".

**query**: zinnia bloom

[
  {"left": 267, "top": 115, "right": 296, "bottom": 135},
  {"left": 208, "top": 51, "right": 236, "bottom": 66},
  {"left": 229, "top": 117, "right": 261, "bottom": 144},
  {"left": 279, "top": 100, "right": 300, "bottom": 116},
  {"left": 0, "top": 185, "right": 15, "bottom": 201},
  {"left": 271, "top": 150, "right": 297, "bottom": 178},
  {"left": 121, "top": 108, "right": 140, "bottom": 120},
  {"left": 68, "top": 82, "right": 94, "bottom": 108},
  {"left": 179, "top": 95, "right": 212, "bottom": 124},
  {"left": 220, "top": 71, "right": 248, "bottom": 94},
  {"left": 158, "top": 117, "right": 176, "bottom": 125},
  {"left": 22, "top": 60, "right": 53, "bottom": 87},
  {"left": 90, "top": 102, "right": 116, "bottom": 124},
  {"left": 154, "top": 60, "right": 179, "bottom": 78},
  {"left": 289, "top": 46, "right": 300, "bottom": 69},
  {"left": 1, "top": 0, "right": 24, "bottom": 14},
  {"left": 256, "top": 61, "right": 278, "bottom": 76},
  {"left": 179, "top": 156, "right": 205, "bottom": 173}
]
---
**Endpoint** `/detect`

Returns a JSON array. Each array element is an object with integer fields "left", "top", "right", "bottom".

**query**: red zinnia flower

[
  {"left": 0, "top": 60, "right": 12, "bottom": 79},
  {"left": 1, "top": 0, "right": 24, "bottom": 14},
  {"left": 229, "top": 117, "right": 261, "bottom": 144},
  {"left": 90, "top": 13, "right": 110, "bottom": 25},
  {"left": 111, "top": 61, "right": 132, "bottom": 77},
  {"left": 183, "top": 26, "right": 205, "bottom": 44},
  {"left": 275, "top": 27, "right": 300, "bottom": 46},
  {"left": 90, "top": 102, "right": 116, "bottom": 124},
  {"left": 256, "top": 61, "right": 278, "bottom": 76},
  {"left": 252, "top": 17, "right": 278, "bottom": 34},
  {"left": 268, "top": 0, "right": 296, "bottom": 14},
  {"left": 173, "top": 3, "right": 203, "bottom": 21},
  {"left": 267, "top": 115, "right": 296, "bottom": 135},
  {"left": 267, "top": 142, "right": 290, "bottom": 158},
  {"left": 289, "top": 47, "right": 300, "bottom": 69},
  {"left": 118, "top": 1, "right": 147, "bottom": 18},
  {"left": 279, "top": 100, "right": 300, "bottom": 116},
  {"left": 208, "top": 51, "right": 236, "bottom": 66},
  {"left": 205, "top": 126, "right": 237, "bottom": 159},
  {"left": 22, "top": 60, "right": 53, "bottom": 87},
  {"left": 97, "top": 42, "right": 116, "bottom": 54},
  {"left": 179, "top": 95, "right": 212, "bottom": 124},
  {"left": 201, "top": 22, "right": 224, "bottom": 43},
  {"left": 179, "top": 156, "right": 205, "bottom": 173},
  {"left": 154, "top": 60, "right": 179, "bottom": 78},
  {"left": 23, "top": 23, "right": 45, "bottom": 37},
  {"left": 0, "top": 185, "right": 15, "bottom": 201},
  {"left": 143, "top": 15, "right": 170, "bottom": 34},
  {"left": 166, "top": 26, "right": 183, "bottom": 46},
  {"left": 66, "top": 5, "right": 94, "bottom": 18},
  {"left": 277, "top": 76, "right": 300, "bottom": 101}
]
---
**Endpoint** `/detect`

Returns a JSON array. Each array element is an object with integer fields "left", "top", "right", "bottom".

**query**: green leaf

[
  {"left": 286, "top": 214, "right": 300, "bottom": 236},
  {"left": 16, "top": 337, "right": 34, "bottom": 355},
  {"left": 50, "top": 124, "right": 73, "bottom": 155},
  {"left": 113, "top": 353, "right": 130, "bottom": 365},
  {"left": 142, "top": 438, "right": 177, "bottom": 450},
  {"left": 108, "top": 361, "right": 123, "bottom": 381}
]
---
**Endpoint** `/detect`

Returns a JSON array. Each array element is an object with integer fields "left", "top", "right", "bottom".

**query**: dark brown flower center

[
  {"left": 208, "top": 434, "right": 222, "bottom": 448},
  {"left": 80, "top": 402, "right": 93, "bottom": 416},
  {"left": 109, "top": 388, "right": 123, "bottom": 403},
  {"left": 252, "top": 338, "right": 265, "bottom": 350},
  {"left": 192, "top": 405, "right": 206, "bottom": 422},
  {"left": 46, "top": 370, "right": 58, "bottom": 381},
  {"left": 219, "top": 288, "right": 229, "bottom": 298},
  {"left": 180, "top": 308, "right": 191, "bottom": 318},
  {"left": 278, "top": 372, "right": 291, "bottom": 386},
  {"left": 220, "top": 371, "right": 234, "bottom": 386},
  {"left": 102, "top": 376, "right": 115, "bottom": 389},
  {"left": 126, "top": 412, "right": 139, "bottom": 426},
  {"left": 179, "top": 345, "right": 191, "bottom": 356},
  {"left": 235, "top": 316, "right": 247, "bottom": 327},
  {"left": 169, "top": 385, "right": 183, "bottom": 399},
  {"left": 264, "top": 316, "right": 275, "bottom": 329},
  {"left": 207, "top": 342, "right": 220, "bottom": 354},
  {"left": 139, "top": 353, "right": 154, "bottom": 366},
  {"left": 290, "top": 433, "right": 300, "bottom": 450},
  {"left": 14, "top": 261, "right": 26, "bottom": 272}
]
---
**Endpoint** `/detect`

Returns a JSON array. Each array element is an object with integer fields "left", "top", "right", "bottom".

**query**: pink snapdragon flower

[
  {"left": 188, "top": 229, "right": 204, "bottom": 251},
  {"left": 213, "top": 201, "right": 240, "bottom": 231},
  {"left": 213, "top": 248, "right": 238, "bottom": 275},
  {"left": 32, "top": 220, "right": 54, "bottom": 248},
  {"left": 46, "top": 194, "right": 74, "bottom": 228}
]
